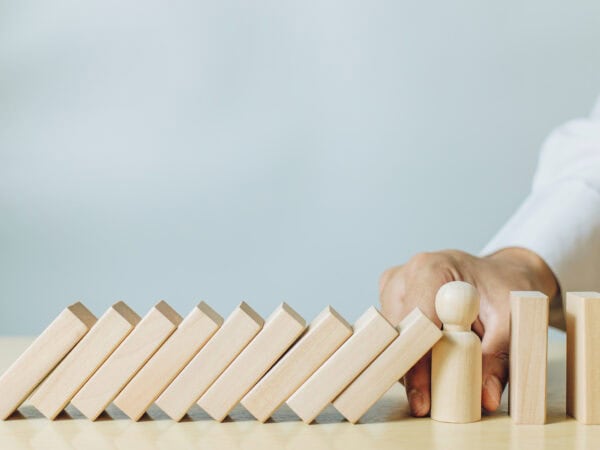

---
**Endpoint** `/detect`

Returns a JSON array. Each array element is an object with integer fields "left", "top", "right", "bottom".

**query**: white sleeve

[{"left": 481, "top": 96, "right": 600, "bottom": 297}]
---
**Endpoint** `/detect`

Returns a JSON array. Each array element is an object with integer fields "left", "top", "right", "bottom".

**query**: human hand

[{"left": 379, "top": 248, "right": 558, "bottom": 416}]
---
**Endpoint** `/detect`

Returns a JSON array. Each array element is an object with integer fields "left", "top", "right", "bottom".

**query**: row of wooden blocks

[{"left": 0, "top": 291, "right": 598, "bottom": 424}]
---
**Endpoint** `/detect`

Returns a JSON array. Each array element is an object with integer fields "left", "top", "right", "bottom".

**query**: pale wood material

[
  {"left": 71, "top": 301, "right": 182, "bottom": 420},
  {"left": 155, "top": 302, "right": 264, "bottom": 421},
  {"left": 113, "top": 302, "right": 223, "bottom": 421},
  {"left": 333, "top": 307, "right": 442, "bottom": 423},
  {"left": 198, "top": 303, "right": 306, "bottom": 421},
  {"left": 0, "top": 303, "right": 96, "bottom": 420},
  {"left": 431, "top": 281, "right": 482, "bottom": 423},
  {"left": 566, "top": 292, "right": 600, "bottom": 424},
  {"left": 509, "top": 291, "right": 549, "bottom": 425},
  {"left": 287, "top": 306, "right": 398, "bottom": 424},
  {"left": 241, "top": 305, "right": 352, "bottom": 422},
  {"left": 0, "top": 336, "right": 595, "bottom": 450},
  {"left": 30, "top": 302, "right": 140, "bottom": 419}
]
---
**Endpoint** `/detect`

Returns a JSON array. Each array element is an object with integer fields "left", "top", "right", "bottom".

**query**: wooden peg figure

[{"left": 430, "top": 281, "right": 482, "bottom": 423}]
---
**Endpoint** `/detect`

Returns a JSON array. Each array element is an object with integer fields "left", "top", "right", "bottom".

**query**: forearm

[{"left": 482, "top": 113, "right": 600, "bottom": 328}]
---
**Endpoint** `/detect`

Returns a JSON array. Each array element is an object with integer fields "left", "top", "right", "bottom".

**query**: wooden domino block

[
  {"left": 509, "top": 291, "right": 549, "bottom": 425},
  {"left": 566, "top": 292, "right": 600, "bottom": 424},
  {"left": 0, "top": 302, "right": 96, "bottom": 420},
  {"left": 30, "top": 302, "right": 140, "bottom": 419},
  {"left": 287, "top": 306, "right": 398, "bottom": 424},
  {"left": 198, "top": 303, "right": 306, "bottom": 421},
  {"left": 155, "top": 302, "right": 264, "bottom": 421},
  {"left": 333, "top": 307, "right": 441, "bottom": 423},
  {"left": 113, "top": 302, "right": 223, "bottom": 420},
  {"left": 71, "top": 301, "right": 182, "bottom": 420},
  {"left": 241, "top": 306, "right": 353, "bottom": 422}
]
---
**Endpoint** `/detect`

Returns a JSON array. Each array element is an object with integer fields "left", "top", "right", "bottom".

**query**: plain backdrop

[{"left": 1, "top": 1, "right": 599, "bottom": 334}]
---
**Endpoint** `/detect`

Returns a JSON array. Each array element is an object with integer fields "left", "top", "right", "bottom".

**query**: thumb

[{"left": 480, "top": 324, "right": 509, "bottom": 412}]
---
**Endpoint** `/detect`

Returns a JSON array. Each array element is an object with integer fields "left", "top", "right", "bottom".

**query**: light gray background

[{"left": 1, "top": 1, "right": 599, "bottom": 334}]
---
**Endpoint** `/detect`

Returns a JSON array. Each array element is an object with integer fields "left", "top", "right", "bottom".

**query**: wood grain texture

[
  {"left": 0, "top": 336, "right": 587, "bottom": 450},
  {"left": 0, "top": 302, "right": 96, "bottom": 420},
  {"left": 30, "top": 302, "right": 140, "bottom": 419},
  {"left": 198, "top": 303, "right": 306, "bottom": 421},
  {"left": 71, "top": 301, "right": 182, "bottom": 420},
  {"left": 155, "top": 302, "right": 264, "bottom": 421},
  {"left": 509, "top": 291, "right": 549, "bottom": 425},
  {"left": 241, "top": 305, "right": 352, "bottom": 422},
  {"left": 114, "top": 302, "right": 223, "bottom": 421},
  {"left": 333, "top": 307, "right": 441, "bottom": 423},
  {"left": 430, "top": 281, "right": 481, "bottom": 424},
  {"left": 566, "top": 292, "right": 600, "bottom": 424},
  {"left": 286, "top": 306, "right": 398, "bottom": 424}
]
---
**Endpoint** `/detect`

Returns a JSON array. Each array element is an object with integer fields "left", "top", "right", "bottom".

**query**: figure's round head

[{"left": 434, "top": 281, "right": 479, "bottom": 330}]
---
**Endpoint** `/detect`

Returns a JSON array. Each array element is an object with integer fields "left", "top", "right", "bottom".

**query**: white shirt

[{"left": 483, "top": 97, "right": 600, "bottom": 298}]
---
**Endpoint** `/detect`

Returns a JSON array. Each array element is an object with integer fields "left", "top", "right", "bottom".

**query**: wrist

[{"left": 486, "top": 247, "right": 559, "bottom": 299}]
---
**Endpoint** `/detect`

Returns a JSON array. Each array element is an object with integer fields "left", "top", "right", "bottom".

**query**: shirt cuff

[{"left": 481, "top": 179, "right": 600, "bottom": 303}]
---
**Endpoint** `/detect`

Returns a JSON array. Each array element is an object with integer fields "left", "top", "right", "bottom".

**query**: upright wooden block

[
  {"left": 241, "top": 306, "right": 353, "bottom": 422},
  {"left": 566, "top": 292, "right": 600, "bottom": 424},
  {"left": 198, "top": 303, "right": 306, "bottom": 421},
  {"left": 0, "top": 303, "right": 96, "bottom": 420},
  {"left": 30, "top": 302, "right": 140, "bottom": 419},
  {"left": 333, "top": 307, "right": 442, "bottom": 423},
  {"left": 286, "top": 306, "right": 397, "bottom": 424},
  {"left": 509, "top": 291, "right": 549, "bottom": 425},
  {"left": 71, "top": 301, "right": 182, "bottom": 420},
  {"left": 155, "top": 302, "right": 264, "bottom": 421},
  {"left": 114, "top": 302, "right": 223, "bottom": 420}
]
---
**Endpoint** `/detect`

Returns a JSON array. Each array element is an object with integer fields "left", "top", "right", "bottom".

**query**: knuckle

[
  {"left": 407, "top": 251, "right": 446, "bottom": 273},
  {"left": 408, "top": 251, "right": 434, "bottom": 266},
  {"left": 491, "top": 349, "right": 509, "bottom": 363}
]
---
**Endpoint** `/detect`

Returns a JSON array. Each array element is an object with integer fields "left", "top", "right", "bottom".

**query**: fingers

[
  {"left": 379, "top": 257, "right": 449, "bottom": 417},
  {"left": 480, "top": 323, "right": 510, "bottom": 412},
  {"left": 403, "top": 353, "right": 432, "bottom": 417}
]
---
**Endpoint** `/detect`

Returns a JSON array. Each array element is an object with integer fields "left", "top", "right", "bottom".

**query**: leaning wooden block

[
  {"left": 30, "top": 302, "right": 140, "bottom": 419},
  {"left": 287, "top": 306, "right": 398, "bottom": 424},
  {"left": 198, "top": 303, "right": 306, "bottom": 421},
  {"left": 0, "top": 302, "right": 96, "bottom": 420},
  {"left": 566, "top": 292, "right": 600, "bottom": 424},
  {"left": 509, "top": 291, "right": 549, "bottom": 425},
  {"left": 241, "top": 306, "right": 352, "bottom": 422},
  {"left": 71, "top": 301, "right": 182, "bottom": 420},
  {"left": 333, "top": 307, "right": 441, "bottom": 423},
  {"left": 114, "top": 302, "right": 223, "bottom": 420},
  {"left": 155, "top": 302, "right": 264, "bottom": 421}
]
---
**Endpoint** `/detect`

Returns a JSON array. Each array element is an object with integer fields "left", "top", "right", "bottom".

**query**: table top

[{"left": 0, "top": 333, "right": 598, "bottom": 449}]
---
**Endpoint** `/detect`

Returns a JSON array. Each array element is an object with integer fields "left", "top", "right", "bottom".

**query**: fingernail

[
  {"left": 483, "top": 375, "right": 502, "bottom": 411},
  {"left": 408, "top": 388, "right": 427, "bottom": 417}
]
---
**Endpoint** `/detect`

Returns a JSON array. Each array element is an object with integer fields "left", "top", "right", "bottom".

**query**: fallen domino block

[
  {"left": 509, "top": 291, "right": 549, "bottom": 425},
  {"left": 287, "top": 306, "right": 397, "bottom": 423},
  {"left": 30, "top": 302, "right": 140, "bottom": 419},
  {"left": 155, "top": 302, "right": 264, "bottom": 421},
  {"left": 567, "top": 292, "right": 600, "bottom": 424},
  {"left": 198, "top": 303, "right": 306, "bottom": 421},
  {"left": 0, "top": 302, "right": 96, "bottom": 420},
  {"left": 242, "top": 305, "right": 353, "bottom": 422},
  {"left": 114, "top": 302, "right": 223, "bottom": 420},
  {"left": 71, "top": 301, "right": 182, "bottom": 420},
  {"left": 333, "top": 307, "right": 441, "bottom": 423}
]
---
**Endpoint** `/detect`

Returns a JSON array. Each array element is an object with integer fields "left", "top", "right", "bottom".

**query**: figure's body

[{"left": 430, "top": 281, "right": 481, "bottom": 423}]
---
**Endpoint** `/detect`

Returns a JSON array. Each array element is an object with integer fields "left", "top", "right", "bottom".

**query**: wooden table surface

[{"left": 0, "top": 333, "right": 598, "bottom": 449}]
